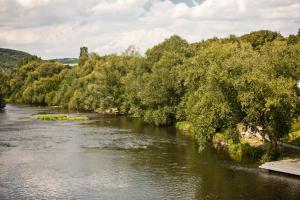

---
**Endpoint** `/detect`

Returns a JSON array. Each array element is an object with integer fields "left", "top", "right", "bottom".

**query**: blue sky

[{"left": 0, "top": 0, "right": 299, "bottom": 58}]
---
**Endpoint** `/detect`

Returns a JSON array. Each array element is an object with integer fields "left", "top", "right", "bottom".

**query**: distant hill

[
  {"left": 0, "top": 48, "right": 32, "bottom": 69},
  {"left": 50, "top": 58, "right": 78, "bottom": 65}
]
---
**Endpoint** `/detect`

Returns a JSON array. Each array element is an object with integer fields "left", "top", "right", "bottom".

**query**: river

[{"left": 0, "top": 104, "right": 299, "bottom": 200}]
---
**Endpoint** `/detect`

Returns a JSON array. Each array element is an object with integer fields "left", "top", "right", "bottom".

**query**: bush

[
  {"left": 212, "top": 132, "right": 264, "bottom": 162},
  {"left": 261, "top": 148, "right": 281, "bottom": 162}
]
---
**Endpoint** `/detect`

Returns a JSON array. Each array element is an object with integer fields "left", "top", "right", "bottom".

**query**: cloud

[
  {"left": 96, "top": 28, "right": 172, "bottom": 54},
  {"left": 15, "top": 0, "right": 50, "bottom": 8},
  {"left": 0, "top": 0, "right": 299, "bottom": 58},
  {"left": 92, "top": 0, "right": 148, "bottom": 14}
]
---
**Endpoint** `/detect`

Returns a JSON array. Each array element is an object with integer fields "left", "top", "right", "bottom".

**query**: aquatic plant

[{"left": 36, "top": 114, "right": 89, "bottom": 121}]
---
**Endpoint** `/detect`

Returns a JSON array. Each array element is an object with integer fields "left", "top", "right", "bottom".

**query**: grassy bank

[{"left": 212, "top": 132, "right": 265, "bottom": 162}]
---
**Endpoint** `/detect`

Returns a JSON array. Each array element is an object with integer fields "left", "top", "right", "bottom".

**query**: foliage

[
  {"left": 0, "top": 68, "right": 9, "bottom": 109},
  {"left": 234, "top": 42, "right": 300, "bottom": 148},
  {"left": 3, "top": 28, "right": 300, "bottom": 151},
  {"left": 290, "top": 119, "right": 300, "bottom": 132},
  {"left": 175, "top": 121, "right": 192, "bottom": 132},
  {"left": 0, "top": 48, "right": 31, "bottom": 69},
  {"left": 282, "top": 130, "right": 300, "bottom": 146},
  {"left": 240, "top": 30, "right": 284, "bottom": 49},
  {"left": 123, "top": 36, "right": 194, "bottom": 125},
  {"left": 281, "top": 120, "right": 300, "bottom": 146},
  {"left": 261, "top": 148, "right": 281, "bottom": 162},
  {"left": 7, "top": 58, "right": 66, "bottom": 104},
  {"left": 213, "top": 132, "right": 264, "bottom": 161}
]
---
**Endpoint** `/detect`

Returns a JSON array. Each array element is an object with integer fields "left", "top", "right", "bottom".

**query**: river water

[{"left": 0, "top": 104, "right": 299, "bottom": 200}]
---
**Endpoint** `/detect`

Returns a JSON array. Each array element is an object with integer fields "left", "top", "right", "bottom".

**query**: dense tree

[
  {"left": 240, "top": 30, "right": 284, "bottom": 49},
  {"left": 8, "top": 59, "right": 66, "bottom": 104},
  {"left": 235, "top": 42, "right": 300, "bottom": 148},
  {"left": 287, "top": 35, "right": 298, "bottom": 45},
  {"left": 3, "top": 28, "right": 300, "bottom": 150},
  {"left": 123, "top": 35, "right": 194, "bottom": 125},
  {"left": 0, "top": 48, "right": 31, "bottom": 69}
]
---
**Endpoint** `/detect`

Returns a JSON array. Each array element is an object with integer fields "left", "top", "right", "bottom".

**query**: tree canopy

[{"left": 2, "top": 28, "right": 300, "bottom": 149}]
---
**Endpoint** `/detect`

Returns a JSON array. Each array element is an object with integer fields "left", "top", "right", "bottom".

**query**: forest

[
  {"left": 1, "top": 29, "right": 300, "bottom": 159},
  {"left": 0, "top": 48, "right": 31, "bottom": 69}
]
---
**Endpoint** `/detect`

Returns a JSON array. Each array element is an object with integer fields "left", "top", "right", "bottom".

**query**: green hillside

[
  {"left": 0, "top": 48, "right": 31, "bottom": 69},
  {"left": 50, "top": 58, "right": 78, "bottom": 65}
]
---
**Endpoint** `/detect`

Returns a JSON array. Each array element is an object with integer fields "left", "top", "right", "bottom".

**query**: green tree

[
  {"left": 240, "top": 30, "right": 283, "bottom": 49},
  {"left": 287, "top": 35, "right": 298, "bottom": 45},
  {"left": 4, "top": 28, "right": 300, "bottom": 152},
  {"left": 124, "top": 35, "right": 194, "bottom": 125},
  {"left": 8, "top": 59, "right": 65, "bottom": 104},
  {"left": 235, "top": 41, "right": 300, "bottom": 148},
  {"left": 236, "top": 68, "right": 298, "bottom": 148},
  {"left": 184, "top": 42, "right": 251, "bottom": 145}
]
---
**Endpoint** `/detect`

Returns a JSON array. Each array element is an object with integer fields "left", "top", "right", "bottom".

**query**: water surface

[{"left": 0, "top": 104, "right": 300, "bottom": 200}]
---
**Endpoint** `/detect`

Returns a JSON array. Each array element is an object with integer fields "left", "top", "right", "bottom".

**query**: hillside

[
  {"left": 0, "top": 48, "right": 31, "bottom": 69},
  {"left": 50, "top": 58, "right": 78, "bottom": 65}
]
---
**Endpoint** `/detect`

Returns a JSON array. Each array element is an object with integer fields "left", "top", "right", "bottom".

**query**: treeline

[{"left": 1, "top": 29, "right": 300, "bottom": 149}]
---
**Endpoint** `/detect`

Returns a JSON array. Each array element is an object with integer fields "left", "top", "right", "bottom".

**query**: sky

[{"left": 0, "top": 0, "right": 300, "bottom": 59}]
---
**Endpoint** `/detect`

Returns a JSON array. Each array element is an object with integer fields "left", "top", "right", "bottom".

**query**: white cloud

[
  {"left": 15, "top": 0, "right": 50, "bottom": 8},
  {"left": 0, "top": 0, "right": 299, "bottom": 58},
  {"left": 92, "top": 0, "right": 148, "bottom": 14},
  {"left": 96, "top": 28, "right": 172, "bottom": 54}
]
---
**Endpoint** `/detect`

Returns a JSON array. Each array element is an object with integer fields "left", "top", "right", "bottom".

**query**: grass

[{"left": 36, "top": 114, "right": 89, "bottom": 121}]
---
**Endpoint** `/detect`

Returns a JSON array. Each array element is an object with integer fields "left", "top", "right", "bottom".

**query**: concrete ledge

[{"left": 259, "top": 159, "right": 300, "bottom": 176}]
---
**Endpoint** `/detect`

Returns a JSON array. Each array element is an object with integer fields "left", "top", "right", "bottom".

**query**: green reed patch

[{"left": 36, "top": 114, "right": 89, "bottom": 121}]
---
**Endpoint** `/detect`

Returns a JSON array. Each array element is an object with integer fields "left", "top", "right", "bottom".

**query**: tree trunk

[{"left": 269, "top": 133, "right": 278, "bottom": 149}]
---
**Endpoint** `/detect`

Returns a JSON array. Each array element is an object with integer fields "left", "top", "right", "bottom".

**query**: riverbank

[{"left": 175, "top": 121, "right": 300, "bottom": 164}]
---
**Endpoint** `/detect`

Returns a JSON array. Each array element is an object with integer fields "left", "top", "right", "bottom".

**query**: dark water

[{"left": 0, "top": 104, "right": 299, "bottom": 200}]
